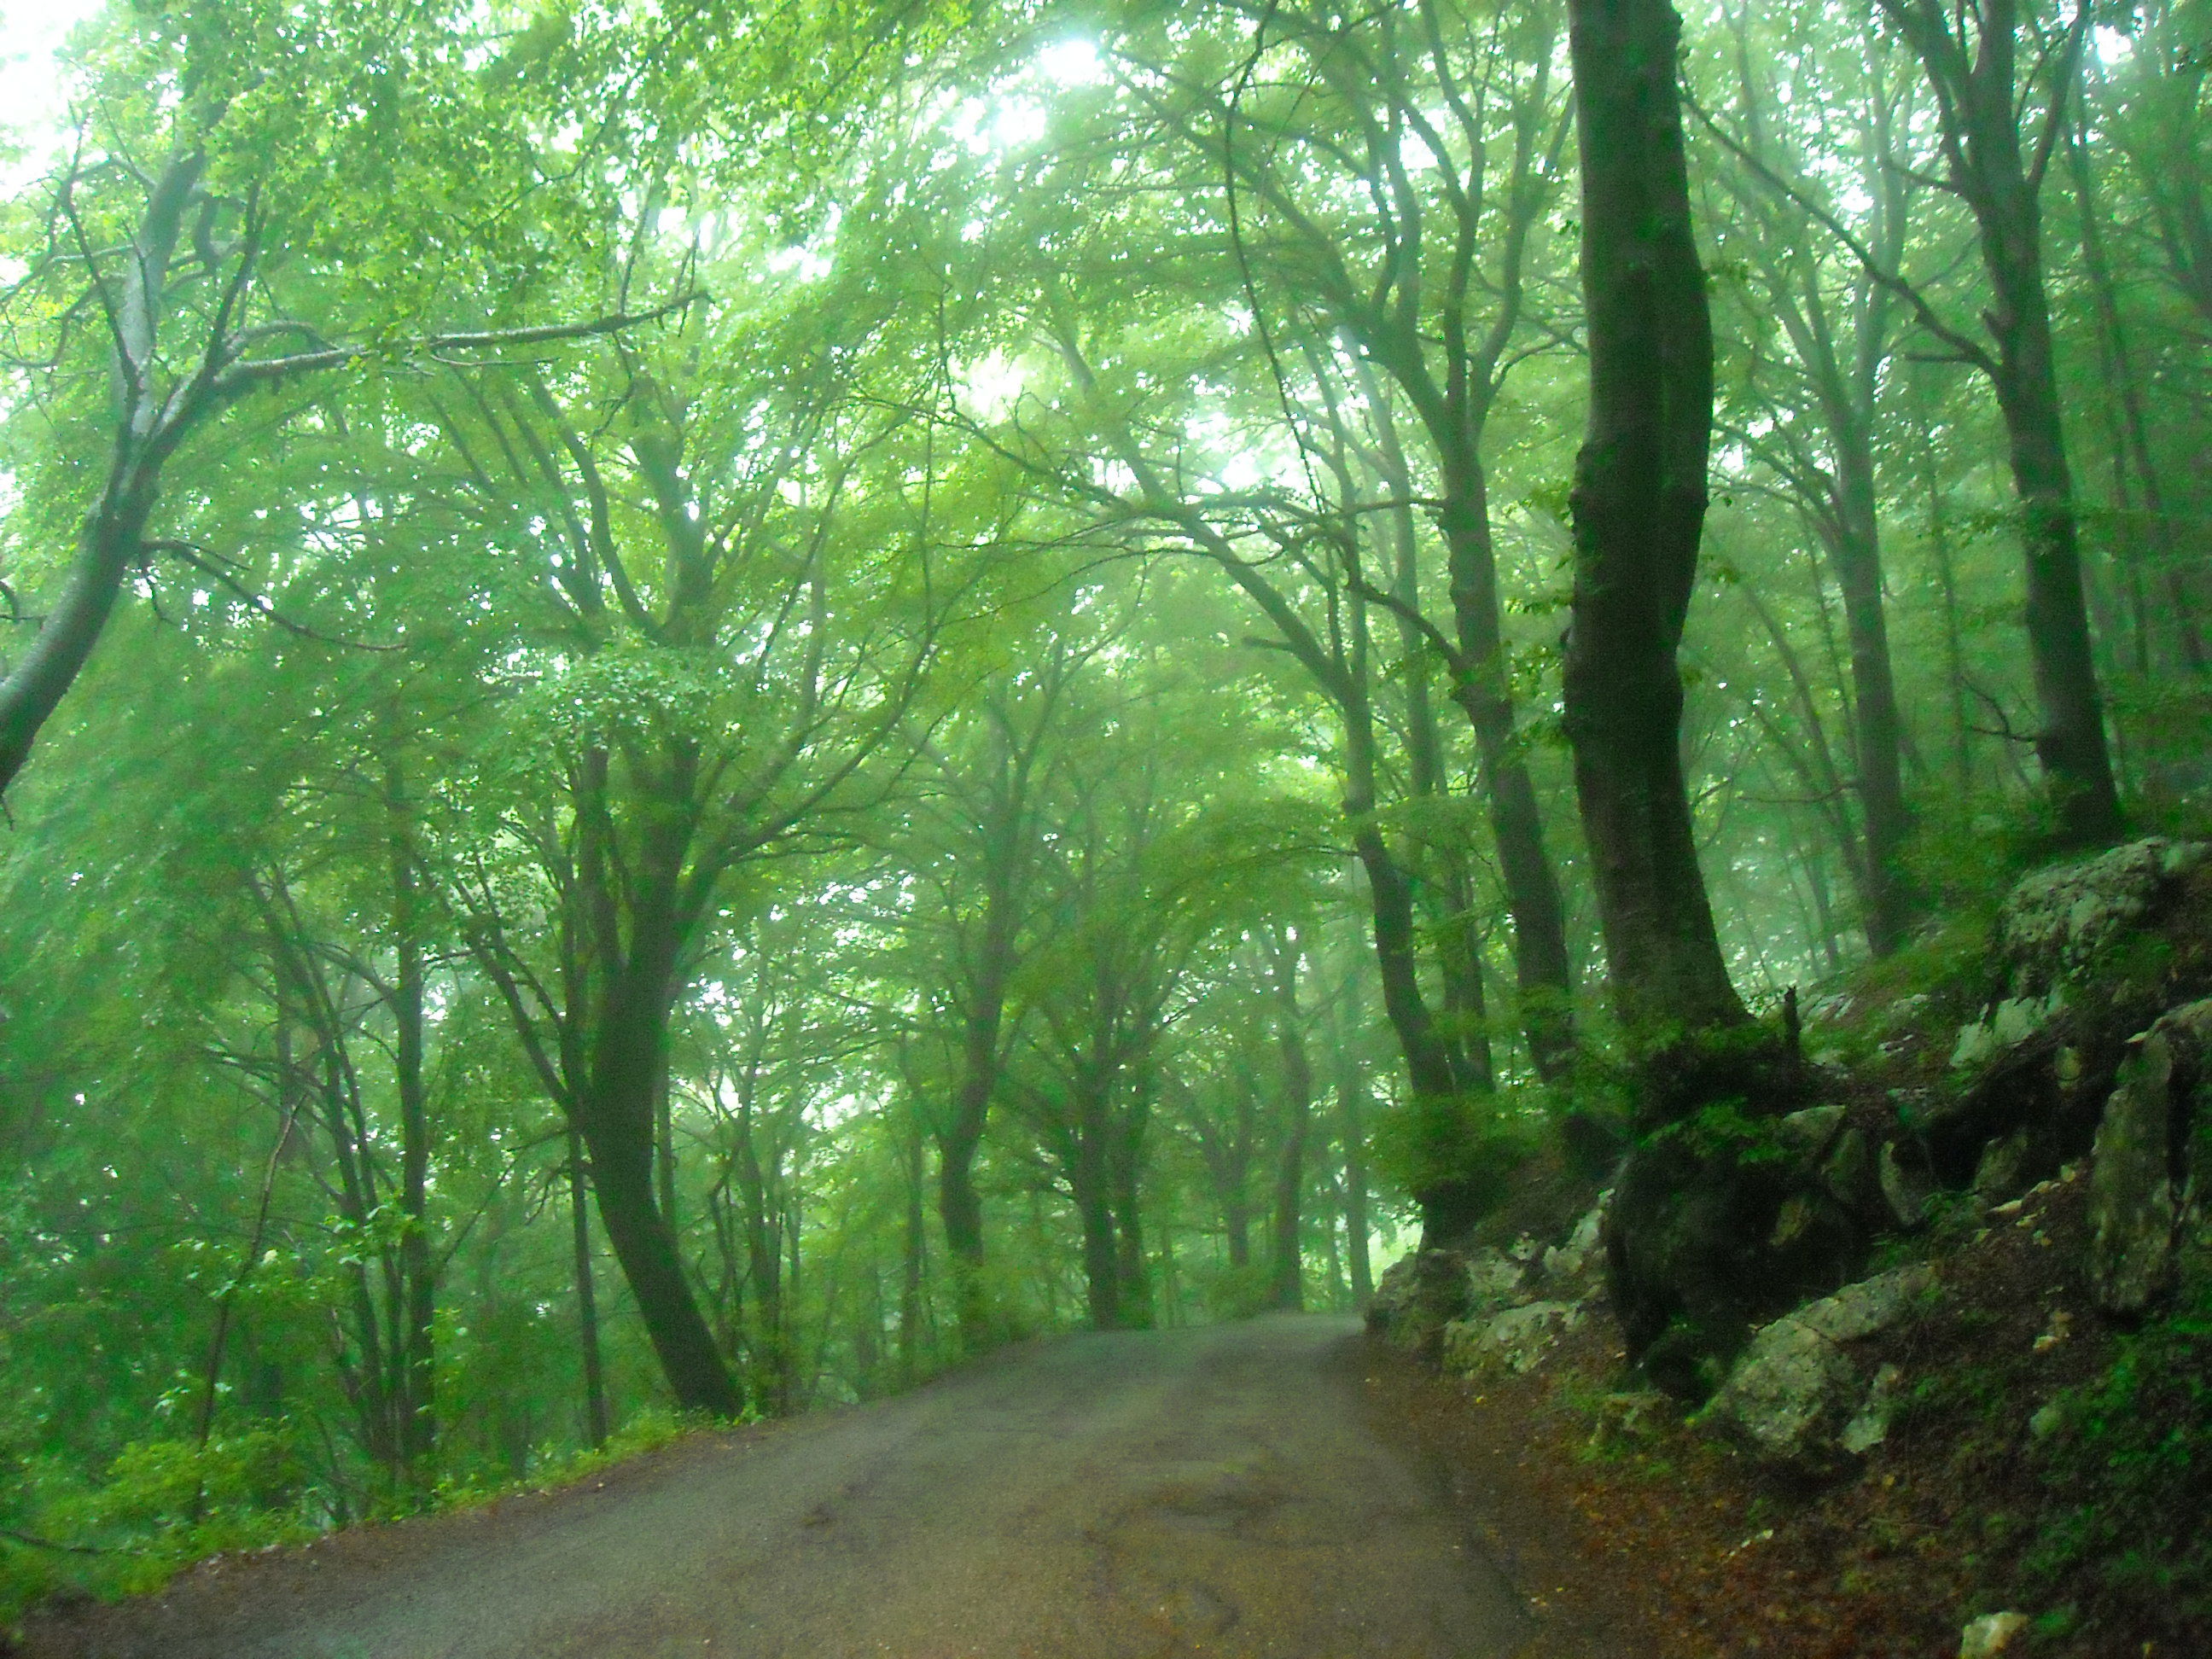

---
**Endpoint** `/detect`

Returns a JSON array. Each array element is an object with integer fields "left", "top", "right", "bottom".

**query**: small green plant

[{"left": 1663, "top": 1097, "right": 1793, "bottom": 1167}]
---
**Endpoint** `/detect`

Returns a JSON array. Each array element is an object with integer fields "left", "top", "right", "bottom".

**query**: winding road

[{"left": 26, "top": 1316, "right": 1581, "bottom": 1659}]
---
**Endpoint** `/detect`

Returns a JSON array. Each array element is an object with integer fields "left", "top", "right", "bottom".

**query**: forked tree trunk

[{"left": 1563, "top": 0, "right": 1749, "bottom": 1056}]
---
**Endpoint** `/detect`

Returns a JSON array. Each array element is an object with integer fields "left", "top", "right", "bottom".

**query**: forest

[{"left": 0, "top": 0, "right": 2204, "bottom": 1648}]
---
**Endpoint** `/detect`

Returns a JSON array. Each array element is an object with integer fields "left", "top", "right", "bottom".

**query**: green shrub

[{"left": 1369, "top": 1089, "right": 1542, "bottom": 1225}]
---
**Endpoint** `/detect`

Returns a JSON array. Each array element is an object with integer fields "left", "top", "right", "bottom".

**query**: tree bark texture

[{"left": 1563, "top": 0, "right": 1749, "bottom": 1052}]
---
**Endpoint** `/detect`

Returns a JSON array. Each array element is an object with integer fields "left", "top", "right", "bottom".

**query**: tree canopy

[{"left": 0, "top": 0, "right": 2202, "bottom": 1593}]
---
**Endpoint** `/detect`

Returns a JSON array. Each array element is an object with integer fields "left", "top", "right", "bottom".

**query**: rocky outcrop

[
  {"left": 2089, "top": 998, "right": 2212, "bottom": 1315},
  {"left": 1606, "top": 1109, "right": 1866, "bottom": 1398},
  {"left": 1397, "top": 1195, "right": 1614, "bottom": 1380},
  {"left": 1998, "top": 838, "right": 2205, "bottom": 999},
  {"left": 1705, "top": 1266, "right": 1934, "bottom": 1471},
  {"left": 1445, "top": 1301, "right": 1583, "bottom": 1374},
  {"left": 1934, "top": 839, "right": 2209, "bottom": 1191},
  {"left": 1366, "top": 1249, "right": 1477, "bottom": 1355}
]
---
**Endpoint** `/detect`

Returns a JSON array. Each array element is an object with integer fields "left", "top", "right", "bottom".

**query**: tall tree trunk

[
  {"left": 576, "top": 945, "right": 739, "bottom": 1416},
  {"left": 1336, "top": 1066, "right": 1374, "bottom": 1305},
  {"left": 937, "top": 981, "right": 1003, "bottom": 1353},
  {"left": 570, "top": 748, "right": 742, "bottom": 1418},
  {"left": 1435, "top": 453, "right": 1579, "bottom": 1078},
  {"left": 935, "top": 1116, "right": 990, "bottom": 1350},
  {"left": 1362, "top": 367, "right": 1578, "bottom": 1077},
  {"left": 568, "top": 1126, "right": 610, "bottom": 1448},
  {"left": 1563, "top": 0, "right": 1749, "bottom": 1051},
  {"left": 2066, "top": 115, "right": 2203, "bottom": 678},
  {"left": 1340, "top": 633, "right": 1492, "bottom": 1242},
  {"left": 1881, "top": 0, "right": 2122, "bottom": 842},
  {"left": 734, "top": 1102, "right": 789, "bottom": 1417},
  {"left": 1824, "top": 448, "right": 1914, "bottom": 954},
  {"left": 655, "top": 1072, "right": 678, "bottom": 1238},
  {"left": 386, "top": 757, "right": 436, "bottom": 1477},
  {"left": 1984, "top": 188, "right": 2122, "bottom": 841},
  {"left": 900, "top": 1104, "right": 926, "bottom": 1385},
  {"left": 1266, "top": 938, "right": 1313, "bottom": 1313},
  {"left": 1110, "top": 1092, "right": 1153, "bottom": 1330},
  {"left": 1071, "top": 1071, "right": 1122, "bottom": 1331}
]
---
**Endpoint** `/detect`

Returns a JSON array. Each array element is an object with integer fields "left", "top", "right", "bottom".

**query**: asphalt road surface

[{"left": 26, "top": 1316, "right": 1551, "bottom": 1659}]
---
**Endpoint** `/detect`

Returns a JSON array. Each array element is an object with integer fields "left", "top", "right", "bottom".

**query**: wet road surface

[{"left": 28, "top": 1315, "right": 1543, "bottom": 1659}]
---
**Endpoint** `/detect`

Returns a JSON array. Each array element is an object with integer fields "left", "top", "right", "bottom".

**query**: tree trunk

[
  {"left": 1880, "top": 0, "right": 2122, "bottom": 842},
  {"left": 1071, "top": 1076, "right": 1122, "bottom": 1331},
  {"left": 935, "top": 1122, "right": 990, "bottom": 1352},
  {"left": 568, "top": 1126, "right": 610, "bottom": 1448},
  {"left": 1435, "top": 455, "right": 1579, "bottom": 1078},
  {"left": 1983, "top": 182, "right": 2122, "bottom": 842},
  {"left": 1267, "top": 937, "right": 1313, "bottom": 1312},
  {"left": 734, "top": 1101, "right": 789, "bottom": 1417},
  {"left": 1219, "top": 1075, "right": 1255, "bottom": 1271},
  {"left": 569, "top": 743, "right": 742, "bottom": 1418},
  {"left": 1363, "top": 366, "right": 1578, "bottom": 1077},
  {"left": 935, "top": 785, "right": 1022, "bottom": 1353},
  {"left": 1336, "top": 1068, "right": 1374, "bottom": 1304},
  {"left": 577, "top": 941, "right": 740, "bottom": 1416},
  {"left": 1110, "top": 1100, "right": 1153, "bottom": 1330},
  {"left": 386, "top": 758, "right": 436, "bottom": 1476},
  {"left": 1825, "top": 446, "right": 1914, "bottom": 954},
  {"left": 1562, "top": 0, "right": 1749, "bottom": 1053},
  {"left": 900, "top": 1106, "right": 926, "bottom": 1385},
  {"left": 2066, "top": 117, "right": 2202, "bottom": 678}
]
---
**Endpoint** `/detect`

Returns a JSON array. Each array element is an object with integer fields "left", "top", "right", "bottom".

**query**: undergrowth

[
  {"left": 0, "top": 1407, "right": 713, "bottom": 1630},
  {"left": 2019, "top": 1277, "right": 2212, "bottom": 1641}
]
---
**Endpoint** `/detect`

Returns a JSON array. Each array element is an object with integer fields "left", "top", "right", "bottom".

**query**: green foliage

[
  {"left": 1662, "top": 1097, "right": 1795, "bottom": 1168},
  {"left": 0, "top": 0, "right": 2204, "bottom": 1630},
  {"left": 0, "top": 1431, "right": 316, "bottom": 1621},
  {"left": 2020, "top": 1285, "right": 2212, "bottom": 1621},
  {"left": 1368, "top": 1091, "right": 1544, "bottom": 1224}
]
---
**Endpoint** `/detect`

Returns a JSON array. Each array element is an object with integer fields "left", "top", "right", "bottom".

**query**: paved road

[{"left": 32, "top": 1316, "right": 1540, "bottom": 1658}]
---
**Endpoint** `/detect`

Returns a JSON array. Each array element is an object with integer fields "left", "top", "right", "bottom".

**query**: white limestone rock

[{"left": 1707, "top": 1266, "right": 1933, "bottom": 1470}]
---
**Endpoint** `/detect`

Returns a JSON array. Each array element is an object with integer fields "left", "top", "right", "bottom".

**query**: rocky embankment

[{"left": 1370, "top": 838, "right": 2212, "bottom": 1659}]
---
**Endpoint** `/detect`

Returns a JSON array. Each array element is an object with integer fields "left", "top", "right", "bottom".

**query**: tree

[
  {"left": 0, "top": 73, "right": 675, "bottom": 801},
  {"left": 451, "top": 303, "right": 962, "bottom": 1414},
  {"left": 1701, "top": 11, "right": 1921, "bottom": 952},
  {"left": 1866, "top": 0, "right": 2122, "bottom": 841},
  {"left": 892, "top": 632, "right": 1096, "bottom": 1353},
  {"left": 1562, "top": 0, "right": 1749, "bottom": 1048}
]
